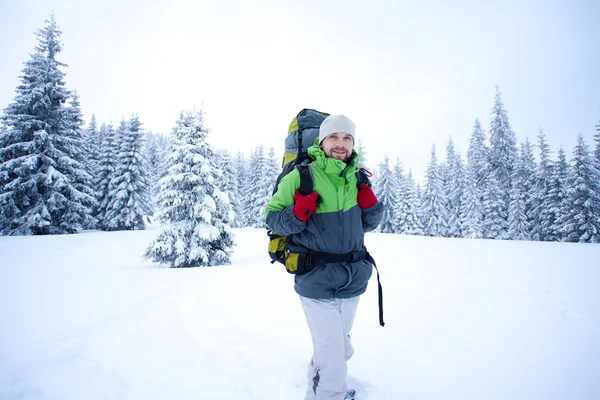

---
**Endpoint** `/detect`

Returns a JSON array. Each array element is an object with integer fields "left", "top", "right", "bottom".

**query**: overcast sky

[{"left": 1, "top": 0, "right": 599, "bottom": 179}]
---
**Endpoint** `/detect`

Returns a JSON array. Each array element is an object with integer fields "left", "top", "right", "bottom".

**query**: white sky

[{"left": 1, "top": 0, "right": 599, "bottom": 179}]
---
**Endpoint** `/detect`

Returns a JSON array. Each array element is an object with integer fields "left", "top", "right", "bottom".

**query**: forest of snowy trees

[
  {"left": 1, "top": 16, "right": 599, "bottom": 249},
  {"left": 371, "top": 89, "right": 600, "bottom": 243}
]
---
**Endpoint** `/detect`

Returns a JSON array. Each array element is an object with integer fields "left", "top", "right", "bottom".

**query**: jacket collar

[{"left": 307, "top": 138, "right": 359, "bottom": 177}]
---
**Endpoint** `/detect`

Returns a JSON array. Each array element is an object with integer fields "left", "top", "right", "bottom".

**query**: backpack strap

[
  {"left": 366, "top": 253, "right": 385, "bottom": 327},
  {"left": 356, "top": 167, "right": 373, "bottom": 188},
  {"left": 296, "top": 162, "right": 314, "bottom": 196}
]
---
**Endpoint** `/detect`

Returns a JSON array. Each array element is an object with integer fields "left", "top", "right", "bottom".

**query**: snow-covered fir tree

[
  {"left": 593, "top": 116, "right": 600, "bottom": 187},
  {"left": 144, "top": 131, "right": 170, "bottom": 216},
  {"left": 445, "top": 138, "right": 465, "bottom": 237},
  {"left": 393, "top": 166, "right": 423, "bottom": 235},
  {"left": 215, "top": 149, "right": 242, "bottom": 228},
  {"left": 460, "top": 164, "right": 484, "bottom": 239},
  {"left": 442, "top": 138, "right": 454, "bottom": 225},
  {"left": 451, "top": 153, "right": 467, "bottom": 237},
  {"left": 420, "top": 145, "right": 449, "bottom": 237},
  {"left": 518, "top": 138, "right": 537, "bottom": 238},
  {"left": 246, "top": 145, "right": 270, "bottom": 228},
  {"left": 391, "top": 159, "right": 406, "bottom": 233},
  {"left": 374, "top": 155, "right": 397, "bottom": 233},
  {"left": 84, "top": 114, "right": 102, "bottom": 177},
  {"left": 0, "top": 125, "right": 9, "bottom": 160},
  {"left": 532, "top": 128, "right": 553, "bottom": 241},
  {"left": 482, "top": 172, "right": 507, "bottom": 239},
  {"left": 467, "top": 118, "right": 489, "bottom": 188},
  {"left": 265, "top": 146, "right": 282, "bottom": 198},
  {"left": 406, "top": 170, "right": 424, "bottom": 235},
  {"left": 507, "top": 152, "right": 531, "bottom": 241},
  {"left": 103, "top": 115, "right": 152, "bottom": 230},
  {"left": 0, "top": 15, "right": 95, "bottom": 235},
  {"left": 357, "top": 139, "right": 369, "bottom": 171},
  {"left": 145, "top": 131, "right": 169, "bottom": 182},
  {"left": 61, "top": 90, "right": 97, "bottom": 229},
  {"left": 94, "top": 122, "right": 118, "bottom": 228},
  {"left": 594, "top": 117, "right": 600, "bottom": 164},
  {"left": 546, "top": 147, "right": 570, "bottom": 242},
  {"left": 233, "top": 151, "right": 249, "bottom": 227},
  {"left": 488, "top": 87, "right": 518, "bottom": 216},
  {"left": 71, "top": 96, "right": 93, "bottom": 181},
  {"left": 144, "top": 109, "right": 234, "bottom": 267},
  {"left": 560, "top": 134, "right": 600, "bottom": 243}
]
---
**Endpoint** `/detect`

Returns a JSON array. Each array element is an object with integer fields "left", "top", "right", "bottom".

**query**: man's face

[{"left": 320, "top": 132, "right": 354, "bottom": 162}]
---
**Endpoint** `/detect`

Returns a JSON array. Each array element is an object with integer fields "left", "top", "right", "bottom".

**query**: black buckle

[{"left": 304, "top": 255, "right": 313, "bottom": 267}]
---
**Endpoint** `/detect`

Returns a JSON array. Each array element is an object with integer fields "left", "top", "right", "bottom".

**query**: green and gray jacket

[{"left": 264, "top": 141, "right": 383, "bottom": 299}]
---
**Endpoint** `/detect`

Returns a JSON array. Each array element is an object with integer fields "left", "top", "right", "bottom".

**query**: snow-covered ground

[{"left": 1, "top": 227, "right": 599, "bottom": 400}]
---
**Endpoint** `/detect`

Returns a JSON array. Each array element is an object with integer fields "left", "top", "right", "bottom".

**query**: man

[{"left": 264, "top": 114, "right": 383, "bottom": 400}]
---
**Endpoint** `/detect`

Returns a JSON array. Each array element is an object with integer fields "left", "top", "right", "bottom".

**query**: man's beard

[{"left": 329, "top": 148, "right": 350, "bottom": 162}]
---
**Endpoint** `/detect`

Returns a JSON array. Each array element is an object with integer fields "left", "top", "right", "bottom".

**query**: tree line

[
  {"left": 372, "top": 88, "right": 600, "bottom": 243},
  {"left": 1, "top": 16, "right": 598, "bottom": 247}
]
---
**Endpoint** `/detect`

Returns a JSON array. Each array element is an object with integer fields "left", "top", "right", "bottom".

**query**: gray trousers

[{"left": 300, "top": 296, "right": 360, "bottom": 400}]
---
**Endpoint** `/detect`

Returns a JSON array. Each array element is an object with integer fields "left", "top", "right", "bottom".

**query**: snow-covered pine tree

[
  {"left": 145, "top": 131, "right": 166, "bottom": 182},
  {"left": 103, "top": 115, "right": 152, "bottom": 230},
  {"left": 266, "top": 146, "right": 282, "bottom": 197},
  {"left": 88, "top": 114, "right": 99, "bottom": 145},
  {"left": 532, "top": 128, "right": 553, "bottom": 241},
  {"left": 156, "top": 134, "right": 170, "bottom": 180},
  {"left": 482, "top": 172, "right": 507, "bottom": 239},
  {"left": 467, "top": 118, "right": 489, "bottom": 188},
  {"left": 460, "top": 164, "right": 484, "bottom": 239},
  {"left": 144, "top": 132, "right": 159, "bottom": 199},
  {"left": 507, "top": 149, "right": 530, "bottom": 241},
  {"left": 61, "top": 90, "right": 97, "bottom": 229},
  {"left": 94, "top": 123, "right": 118, "bottom": 228},
  {"left": 594, "top": 116, "right": 600, "bottom": 164},
  {"left": 0, "top": 125, "right": 9, "bottom": 162},
  {"left": 233, "top": 151, "right": 249, "bottom": 227},
  {"left": 451, "top": 153, "right": 466, "bottom": 237},
  {"left": 404, "top": 170, "right": 424, "bottom": 235},
  {"left": 546, "top": 147, "right": 570, "bottom": 242},
  {"left": 83, "top": 114, "right": 99, "bottom": 175},
  {"left": 246, "top": 145, "right": 270, "bottom": 228},
  {"left": 445, "top": 137, "right": 465, "bottom": 238},
  {"left": 144, "top": 109, "right": 234, "bottom": 267},
  {"left": 517, "top": 138, "right": 537, "bottom": 239},
  {"left": 393, "top": 164, "right": 423, "bottom": 235},
  {"left": 391, "top": 159, "right": 406, "bottom": 233},
  {"left": 420, "top": 145, "right": 449, "bottom": 237},
  {"left": 357, "top": 139, "right": 369, "bottom": 171},
  {"left": 0, "top": 15, "right": 95, "bottom": 235},
  {"left": 560, "top": 134, "right": 600, "bottom": 243},
  {"left": 374, "top": 155, "right": 397, "bottom": 233},
  {"left": 488, "top": 87, "right": 518, "bottom": 221},
  {"left": 144, "top": 131, "right": 170, "bottom": 218},
  {"left": 442, "top": 138, "right": 454, "bottom": 230},
  {"left": 416, "top": 182, "right": 422, "bottom": 203},
  {"left": 215, "top": 149, "right": 242, "bottom": 228},
  {"left": 391, "top": 158, "right": 404, "bottom": 193}
]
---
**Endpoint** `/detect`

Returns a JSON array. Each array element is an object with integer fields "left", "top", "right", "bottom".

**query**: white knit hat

[{"left": 319, "top": 114, "right": 356, "bottom": 144}]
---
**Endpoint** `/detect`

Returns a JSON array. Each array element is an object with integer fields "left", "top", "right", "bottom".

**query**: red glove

[
  {"left": 357, "top": 183, "right": 377, "bottom": 209},
  {"left": 293, "top": 190, "right": 319, "bottom": 222}
]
